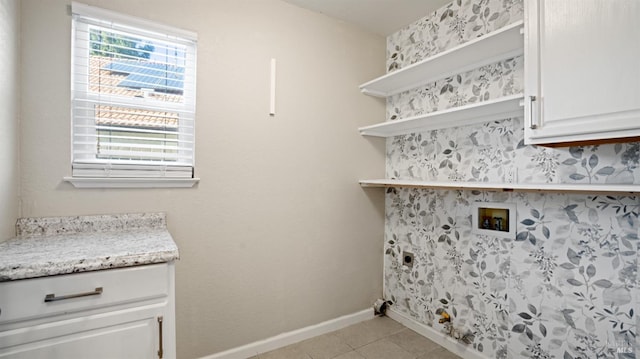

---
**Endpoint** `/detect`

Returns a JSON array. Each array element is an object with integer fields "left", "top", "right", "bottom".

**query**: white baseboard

[
  {"left": 386, "top": 308, "right": 490, "bottom": 359},
  {"left": 200, "top": 309, "right": 374, "bottom": 359}
]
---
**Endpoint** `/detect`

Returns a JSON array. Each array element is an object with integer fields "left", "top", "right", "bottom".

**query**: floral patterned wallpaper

[
  {"left": 386, "top": 0, "right": 524, "bottom": 73},
  {"left": 382, "top": 1, "right": 639, "bottom": 358}
]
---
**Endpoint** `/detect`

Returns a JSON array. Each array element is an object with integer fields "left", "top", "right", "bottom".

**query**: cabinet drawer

[{"left": 0, "top": 264, "right": 169, "bottom": 324}]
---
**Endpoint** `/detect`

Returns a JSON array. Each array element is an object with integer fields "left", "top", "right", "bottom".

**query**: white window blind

[{"left": 71, "top": 2, "right": 197, "bottom": 179}]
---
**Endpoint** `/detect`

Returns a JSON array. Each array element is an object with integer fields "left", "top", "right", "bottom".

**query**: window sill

[{"left": 63, "top": 177, "right": 200, "bottom": 188}]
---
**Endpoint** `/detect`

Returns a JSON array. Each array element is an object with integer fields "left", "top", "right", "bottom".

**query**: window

[{"left": 69, "top": 2, "right": 197, "bottom": 186}]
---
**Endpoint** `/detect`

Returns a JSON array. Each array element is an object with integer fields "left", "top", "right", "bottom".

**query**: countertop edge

[
  {"left": 0, "top": 213, "right": 180, "bottom": 282},
  {"left": 0, "top": 250, "right": 179, "bottom": 282}
]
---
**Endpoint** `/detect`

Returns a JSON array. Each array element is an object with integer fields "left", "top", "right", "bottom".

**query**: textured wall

[
  {"left": 384, "top": 0, "right": 639, "bottom": 358},
  {"left": 0, "top": 0, "right": 20, "bottom": 242},
  {"left": 19, "top": 1, "right": 386, "bottom": 357}
]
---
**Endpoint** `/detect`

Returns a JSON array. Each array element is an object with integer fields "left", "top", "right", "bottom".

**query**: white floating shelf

[
  {"left": 359, "top": 179, "right": 640, "bottom": 195},
  {"left": 360, "top": 20, "right": 525, "bottom": 98},
  {"left": 359, "top": 94, "right": 524, "bottom": 137}
]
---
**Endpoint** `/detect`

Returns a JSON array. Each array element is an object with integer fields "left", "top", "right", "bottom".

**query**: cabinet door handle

[
  {"left": 44, "top": 287, "right": 103, "bottom": 302},
  {"left": 529, "top": 95, "right": 538, "bottom": 129},
  {"left": 157, "top": 316, "right": 164, "bottom": 359}
]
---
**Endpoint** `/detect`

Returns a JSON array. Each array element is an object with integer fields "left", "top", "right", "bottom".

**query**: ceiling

[{"left": 281, "top": 0, "right": 452, "bottom": 36}]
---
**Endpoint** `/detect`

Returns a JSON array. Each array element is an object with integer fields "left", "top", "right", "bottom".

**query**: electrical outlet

[{"left": 505, "top": 167, "right": 517, "bottom": 183}]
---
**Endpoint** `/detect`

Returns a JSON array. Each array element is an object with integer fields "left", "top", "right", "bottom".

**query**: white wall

[
  {"left": 0, "top": 0, "right": 20, "bottom": 241},
  {"left": 19, "top": 0, "right": 386, "bottom": 358}
]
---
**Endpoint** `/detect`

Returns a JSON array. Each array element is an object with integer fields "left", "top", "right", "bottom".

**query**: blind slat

[
  {"left": 74, "top": 124, "right": 194, "bottom": 136},
  {"left": 74, "top": 151, "right": 191, "bottom": 163},
  {"left": 73, "top": 98, "right": 196, "bottom": 115},
  {"left": 87, "top": 134, "right": 193, "bottom": 144},
  {"left": 74, "top": 140, "right": 193, "bottom": 152}
]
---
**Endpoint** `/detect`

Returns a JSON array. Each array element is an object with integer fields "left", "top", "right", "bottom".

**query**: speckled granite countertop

[{"left": 0, "top": 213, "right": 179, "bottom": 282}]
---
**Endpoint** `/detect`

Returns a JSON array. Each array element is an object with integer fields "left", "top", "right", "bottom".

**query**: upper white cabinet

[{"left": 524, "top": 0, "right": 640, "bottom": 145}]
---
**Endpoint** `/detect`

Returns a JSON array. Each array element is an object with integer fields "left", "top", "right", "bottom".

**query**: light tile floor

[{"left": 251, "top": 316, "right": 462, "bottom": 359}]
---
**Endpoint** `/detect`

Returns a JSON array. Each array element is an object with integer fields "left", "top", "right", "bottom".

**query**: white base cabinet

[
  {"left": 524, "top": 0, "right": 640, "bottom": 145},
  {"left": 0, "top": 263, "right": 175, "bottom": 359}
]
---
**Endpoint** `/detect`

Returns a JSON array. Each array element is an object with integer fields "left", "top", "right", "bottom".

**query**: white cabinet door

[
  {"left": 524, "top": 0, "right": 640, "bottom": 145},
  {"left": 0, "top": 306, "right": 163, "bottom": 359},
  {"left": 0, "top": 263, "right": 176, "bottom": 359}
]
